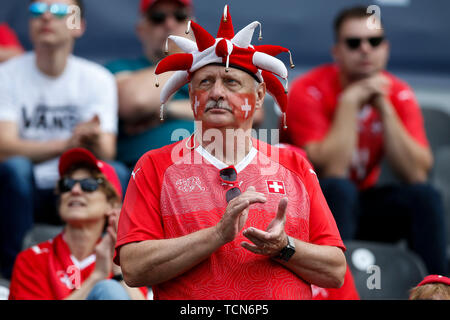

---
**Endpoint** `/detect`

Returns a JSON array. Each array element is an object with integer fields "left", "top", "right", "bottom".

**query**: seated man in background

[
  {"left": 105, "top": 0, "right": 195, "bottom": 169},
  {"left": 0, "top": 0, "right": 125, "bottom": 279},
  {"left": 283, "top": 6, "right": 447, "bottom": 275}
]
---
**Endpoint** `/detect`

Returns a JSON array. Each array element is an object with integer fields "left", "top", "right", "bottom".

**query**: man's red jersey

[{"left": 115, "top": 138, "right": 345, "bottom": 299}]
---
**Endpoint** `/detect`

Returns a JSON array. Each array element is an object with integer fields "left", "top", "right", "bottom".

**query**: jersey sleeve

[
  {"left": 8, "top": 249, "right": 53, "bottom": 300},
  {"left": 285, "top": 78, "right": 331, "bottom": 147},
  {"left": 114, "top": 153, "right": 166, "bottom": 265},
  {"left": 301, "top": 157, "right": 345, "bottom": 251},
  {"left": 390, "top": 80, "right": 429, "bottom": 148}
]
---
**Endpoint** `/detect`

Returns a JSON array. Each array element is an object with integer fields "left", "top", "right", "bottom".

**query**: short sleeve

[
  {"left": 390, "top": 81, "right": 429, "bottom": 148},
  {"left": 302, "top": 160, "right": 345, "bottom": 251},
  {"left": 114, "top": 154, "right": 165, "bottom": 265},
  {"left": 285, "top": 78, "right": 331, "bottom": 147}
]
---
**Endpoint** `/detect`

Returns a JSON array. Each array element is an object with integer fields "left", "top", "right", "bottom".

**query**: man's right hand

[
  {"left": 341, "top": 73, "right": 390, "bottom": 107},
  {"left": 214, "top": 186, "right": 266, "bottom": 245}
]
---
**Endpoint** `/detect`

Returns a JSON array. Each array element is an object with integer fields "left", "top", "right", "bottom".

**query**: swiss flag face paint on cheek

[
  {"left": 191, "top": 90, "right": 256, "bottom": 121},
  {"left": 227, "top": 93, "right": 256, "bottom": 121}
]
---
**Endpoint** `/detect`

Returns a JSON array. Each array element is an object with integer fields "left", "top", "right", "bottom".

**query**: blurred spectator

[
  {"left": 283, "top": 6, "right": 447, "bottom": 275},
  {"left": 409, "top": 274, "right": 450, "bottom": 300},
  {"left": 0, "top": 0, "right": 127, "bottom": 279},
  {"left": 105, "top": 0, "right": 195, "bottom": 169},
  {"left": 9, "top": 148, "right": 146, "bottom": 300},
  {"left": 0, "top": 22, "right": 24, "bottom": 62}
]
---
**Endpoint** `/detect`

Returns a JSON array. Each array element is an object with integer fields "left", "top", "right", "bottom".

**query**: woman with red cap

[{"left": 8, "top": 148, "right": 146, "bottom": 300}]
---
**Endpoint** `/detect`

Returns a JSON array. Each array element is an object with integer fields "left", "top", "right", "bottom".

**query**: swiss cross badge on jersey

[{"left": 266, "top": 180, "right": 286, "bottom": 194}]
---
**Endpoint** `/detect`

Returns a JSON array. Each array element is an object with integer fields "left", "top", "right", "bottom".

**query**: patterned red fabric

[{"left": 115, "top": 138, "right": 345, "bottom": 300}]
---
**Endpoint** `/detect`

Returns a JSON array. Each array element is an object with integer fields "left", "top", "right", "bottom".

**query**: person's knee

[
  {"left": 407, "top": 183, "right": 443, "bottom": 206},
  {"left": 320, "top": 177, "right": 358, "bottom": 201},
  {"left": 88, "top": 279, "right": 130, "bottom": 300}
]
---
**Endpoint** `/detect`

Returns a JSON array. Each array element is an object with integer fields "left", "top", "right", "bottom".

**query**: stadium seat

[
  {"left": 344, "top": 240, "right": 427, "bottom": 300},
  {"left": 22, "top": 223, "right": 64, "bottom": 250},
  {"left": 422, "top": 107, "right": 450, "bottom": 156},
  {"left": 431, "top": 146, "right": 450, "bottom": 257}
]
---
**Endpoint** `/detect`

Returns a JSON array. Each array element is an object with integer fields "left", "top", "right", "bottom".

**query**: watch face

[
  {"left": 279, "top": 236, "right": 295, "bottom": 261},
  {"left": 281, "top": 247, "right": 295, "bottom": 261}
]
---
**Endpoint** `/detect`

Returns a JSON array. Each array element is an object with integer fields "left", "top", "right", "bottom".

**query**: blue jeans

[
  {"left": 320, "top": 177, "right": 448, "bottom": 275},
  {"left": 0, "top": 157, "right": 130, "bottom": 279},
  {"left": 86, "top": 280, "right": 131, "bottom": 300}
]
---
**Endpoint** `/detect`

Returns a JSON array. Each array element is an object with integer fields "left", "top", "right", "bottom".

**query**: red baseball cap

[
  {"left": 59, "top": 148, "right": 123, "bottom": 199},
  {"left": 417, "top": 275, "right": 450, "bottom": 287},
  {"left": 140, "top": 0, "right": 192, "bottom": 13}
]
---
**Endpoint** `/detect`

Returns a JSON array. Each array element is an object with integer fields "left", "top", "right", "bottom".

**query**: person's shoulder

[
  {"left": 16, "top": 238, "right": 53, "bottom": 263},
  {"left": 382, "top": 70, "right": 417, "bottom": 101},
  {"left": 0, "top": 51, "right": 33, "bottom": 73}
]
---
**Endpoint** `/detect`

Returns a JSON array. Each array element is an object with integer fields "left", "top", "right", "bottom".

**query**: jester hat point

[{"left": 155, "top": 4, "right": 294, "bottom": 128}]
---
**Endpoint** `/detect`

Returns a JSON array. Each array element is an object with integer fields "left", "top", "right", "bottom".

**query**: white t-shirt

[{"left": 0, "top": 52, "right": 118, "bottom": 189}]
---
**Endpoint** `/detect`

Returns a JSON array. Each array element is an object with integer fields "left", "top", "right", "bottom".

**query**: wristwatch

[{"left": 277, "top": 236, "right": 296, "bottom": 262}]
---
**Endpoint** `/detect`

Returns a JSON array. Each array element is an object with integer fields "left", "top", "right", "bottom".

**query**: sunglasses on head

[
  {"left": 58, "top": 177, "right": 104, "bottom": 193},
  {"left": 29, "top": 2, "right": 70, "bottom": 19},
  {"left": 344, "top": 36, "right": 385, "bottom": 50},
  {"left": 219, "top": 166, "right": 242, "bottom": 203},
  {"left": 147, "top": 9, "right": 188, "bottom": 25}
]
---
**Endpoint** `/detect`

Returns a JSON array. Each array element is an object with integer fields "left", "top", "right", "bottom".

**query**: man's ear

[
  {"left": 70, "top": 18, "right": 86, "bottom": 39},
  {"left": 255, "top": 81, "right": 266, "bottom": 109}
]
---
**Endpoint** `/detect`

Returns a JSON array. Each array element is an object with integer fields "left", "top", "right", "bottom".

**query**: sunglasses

[
  {"left": 58, "top": 177, "right": 104, "bottom": 193},
  {"left": 344, "top": 36, "right": 385, "bottom": 50},
  {"left": 29, "top": 2, "right": 70, "bottom": 19},
  {"left": 219, "top": 166, "right": 242, "bottom": 203},
  {"left": 147, "top": 10, "right": 188, "bottom": 25}
]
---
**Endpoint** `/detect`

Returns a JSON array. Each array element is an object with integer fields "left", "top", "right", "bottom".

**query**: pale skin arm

[
  {"left": 0, "top": 121, "right": 69, "bottom": 163},
  {"left": 117, "top": 67, "right": 193, "bottom": 122},
  {"left": 303, "top": 89, "right": 361, "bottom": 177},
  {"left": 376, "top": 96, "right": 432, "bottom": 183},
  {"left": 0, "top": 116, "right": 116, "bottom": 162}
]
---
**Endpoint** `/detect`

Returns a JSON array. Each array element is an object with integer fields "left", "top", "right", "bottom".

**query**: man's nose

[
  {"left": 164, "top": 14, "right": 181, "bottom": 31},
  {"left": 209, "top": 80, "right": 226, "bottom": 100},
  {"left": 359, "top": 39, "right": 372, "bottom": 54}
]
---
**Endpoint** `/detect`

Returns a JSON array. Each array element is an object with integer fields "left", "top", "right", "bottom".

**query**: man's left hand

[{"left": 241, "top": 197, "right": 289, "bottom": 257}]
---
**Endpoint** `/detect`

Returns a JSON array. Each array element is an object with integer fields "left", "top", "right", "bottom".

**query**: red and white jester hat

[{"left": 154, "top": 4, "right": 294, "bottom": 128}]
